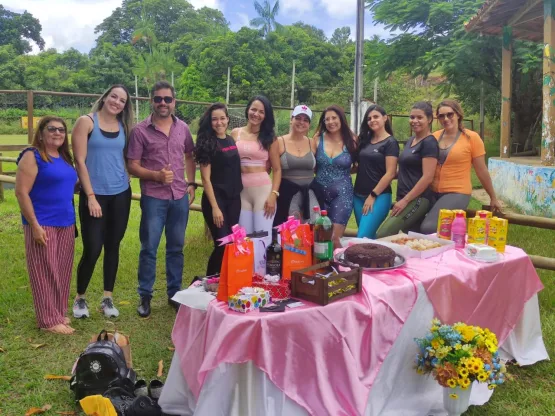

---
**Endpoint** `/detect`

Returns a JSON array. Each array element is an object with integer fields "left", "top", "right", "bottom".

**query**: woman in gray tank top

[{"left": 273, "top": 105, "right": 320, "bottom": 226}]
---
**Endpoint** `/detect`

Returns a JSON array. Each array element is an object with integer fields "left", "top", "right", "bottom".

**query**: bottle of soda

[
  {"left": 310, "top": 206, "right": 321, "bottom": 232},
  {"left": 266, "top": 228, "right": 283, "bottom": 277},
  {"left": 313, "top": 210, "right": 333, "bottom": 263}
]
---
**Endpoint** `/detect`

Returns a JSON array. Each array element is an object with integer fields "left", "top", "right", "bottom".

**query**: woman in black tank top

[{"left": 195, "top": 103, "right": 243, "bottom": 275}]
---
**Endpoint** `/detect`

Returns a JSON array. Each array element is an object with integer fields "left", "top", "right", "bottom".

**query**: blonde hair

[
  {"left": 31, "top": 116, "right": 73, "bottom": 165},
  {"left": 91, "top": 84, "right": 135, "bottom": 141}
]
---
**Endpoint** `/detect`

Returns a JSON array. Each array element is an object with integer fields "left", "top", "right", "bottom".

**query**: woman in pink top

[{"left": 231, "top": 96, "right": 281, "bottom": 242}]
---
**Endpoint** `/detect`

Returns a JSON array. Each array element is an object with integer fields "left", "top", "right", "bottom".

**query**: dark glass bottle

[{"left": 266, "top": 228, "right": 283, "bottom": 277}]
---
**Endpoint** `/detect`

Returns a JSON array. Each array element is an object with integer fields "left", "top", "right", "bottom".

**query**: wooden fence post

[
  {"left": 0, "top": 153, "right": 4, "bottom": 202},
  {"left": 27, "top": 90, "right": 34, "bottom": 144}
]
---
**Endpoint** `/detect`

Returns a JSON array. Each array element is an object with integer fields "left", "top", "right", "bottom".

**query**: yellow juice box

[
  {"left": 437, "top": 209, "right": 455, "bottom": 239},
  {"left": 487, "top": 217, "right": 508, "bottom": 253},
  {"left": 468, "top": 217, "right": 487, "bottom": 244}
]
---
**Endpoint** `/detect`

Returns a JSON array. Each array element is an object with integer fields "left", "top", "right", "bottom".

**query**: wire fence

[{"left": 0, "top": 89, "right": 474, "bottom": 150}]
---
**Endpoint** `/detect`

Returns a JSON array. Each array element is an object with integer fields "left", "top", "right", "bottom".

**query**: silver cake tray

[{"left": 334, "top": 251, "right": 406, "bottom": 272}]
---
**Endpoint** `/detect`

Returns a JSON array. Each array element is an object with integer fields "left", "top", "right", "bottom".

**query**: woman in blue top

[
  {"left": 15, "top": 116, "right": 78, "bottom": 335},
  {"left": 71, "top": 84, "right": 134, "bottom": 319},
  {"left": 354, "top": 105, "right": 399, "bottom": 239},
  {"left": 311, "top": 105, "right": 357, "bottom": 249}
]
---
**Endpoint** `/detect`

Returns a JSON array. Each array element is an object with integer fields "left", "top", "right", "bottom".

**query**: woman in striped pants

[{"left": 15, "top": 116, "right": 78, "bottom": 335}]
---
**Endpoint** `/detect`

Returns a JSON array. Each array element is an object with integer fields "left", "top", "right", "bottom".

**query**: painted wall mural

[{"left": 489, "top": 159, "right": 555, "bottom": 218}]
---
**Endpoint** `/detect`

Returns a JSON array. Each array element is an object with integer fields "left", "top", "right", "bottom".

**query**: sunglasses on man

[
  {"left": 153, "top": 96, "right": 174, "bottom": 104},
  {"left": 46, "top": 126, "right": 66, "bottom": 133},
  {"left": 437, "top": 112, "right": 455, "bottom": 121}
]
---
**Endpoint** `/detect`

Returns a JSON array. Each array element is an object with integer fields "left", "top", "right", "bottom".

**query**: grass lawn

[{"left": 0, "top": 186, "right": 553, "bottom": 415}]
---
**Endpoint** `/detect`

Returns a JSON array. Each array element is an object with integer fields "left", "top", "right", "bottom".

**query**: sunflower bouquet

[{"left": 414, "top": 319, "right": 508, "bottom": 392}]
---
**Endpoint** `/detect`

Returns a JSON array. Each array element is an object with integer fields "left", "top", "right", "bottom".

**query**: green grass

[{"left": 0, "top": 187, "right": 553, "bottom": 415}]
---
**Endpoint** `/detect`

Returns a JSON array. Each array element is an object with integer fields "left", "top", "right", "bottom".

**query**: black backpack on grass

[{"left": 70, "top": 330, "right": 136, "bottom": 401}]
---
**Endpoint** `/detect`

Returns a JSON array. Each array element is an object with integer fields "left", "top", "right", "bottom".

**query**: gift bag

[
  {"left": 217, "top": 225, "right": 254, "bottom": 301},
  {"left": 279, "top": 218, "right": 312, "bottom": 280},
  {"left": 248, "top": 231, "right": 269, "bottom": 277}
]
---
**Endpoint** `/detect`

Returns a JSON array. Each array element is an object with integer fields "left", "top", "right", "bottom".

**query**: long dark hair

[
  {"left": 195, "top": 103, "right": 229, "bottom": 166},
  {"left": 316, "top": 105, "right": 357, "bottom": 158},
  {"left": 358, "top": 104, "right": 394, "bottom": 151},
  {"left": 31, "top": 116, "right": 73, "bottom": 165},
  {"left": 245, "top": 95, "right": 275, "bottom": 151},
  {"left": 92, "top": 84, "right": 135, "bottom": 141}
]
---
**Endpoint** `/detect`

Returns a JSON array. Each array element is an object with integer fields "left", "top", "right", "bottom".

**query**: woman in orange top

[{"left": 420, "top": 99, "right": 502, "bottom": 234}]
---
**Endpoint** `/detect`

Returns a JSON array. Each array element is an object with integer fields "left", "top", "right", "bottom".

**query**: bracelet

[
  {"left": 271, "top": 190, "right": 280, "bottom": 197},
  {"left": 187, "top": 183, "right": 198, "bottom": 190},
  {"left": 370, "top": 190, "right": 378, "bottom": 198}
]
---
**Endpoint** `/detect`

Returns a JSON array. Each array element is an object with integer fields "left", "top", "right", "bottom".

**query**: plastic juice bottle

[
  {"left": 437, "top": 209, "right": 455, "bottom": 239},
  {"left": 313, "top": 210, "right": 333, "bottom": 262},
  {"left": 451, "top": 212, "right": 467, "bottom": 249}
]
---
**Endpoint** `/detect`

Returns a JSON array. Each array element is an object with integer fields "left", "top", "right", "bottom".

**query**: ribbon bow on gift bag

[
  {"left": 217, "top": 225, "right": 254, "bottom": 302},
  {"left": 277, "top": 216, "right": 313, "bottom": 280}
]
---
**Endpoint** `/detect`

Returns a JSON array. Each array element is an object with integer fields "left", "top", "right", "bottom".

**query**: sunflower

[
  {"left": 449, "top": 393, "right": 459, "bottom": 400},
  {"left": 447, "top": 379, "right": 457, "bottom": 388}
]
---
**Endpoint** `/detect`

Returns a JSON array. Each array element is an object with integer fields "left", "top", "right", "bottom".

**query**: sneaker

[
  {"left": 100, "top": 297, "right": 120, "bottom": 318},
  {"left": 73, "top": 297, "right": 89, "bottom": 319}
]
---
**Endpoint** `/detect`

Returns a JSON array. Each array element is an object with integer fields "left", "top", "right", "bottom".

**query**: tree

[
  {"left": 0, "top": 5, "right": 45, "bottom": 54},
  {"left": 366, "top": 0, "right": 543, "bottom": 146},
  {"left": 330, "top": 27, "right": 351, "bottom": 48},
  {"left": 250, "top": 0, "right": 281, "bottom": 37}
]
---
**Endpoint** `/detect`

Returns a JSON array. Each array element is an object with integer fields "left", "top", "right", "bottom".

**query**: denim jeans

[{"left": 138, "top": 194, "right": 189, "bottom": 298}]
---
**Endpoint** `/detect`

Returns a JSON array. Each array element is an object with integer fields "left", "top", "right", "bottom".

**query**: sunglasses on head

[
  {"left": 153, "top": 96, "right": 174, "bottom": 104},
  {"left": 46, "top": 126, "right": 66, "bottom": 133},
  {"left": 437, "top": 112, "right": 455, "bottom": 121}
]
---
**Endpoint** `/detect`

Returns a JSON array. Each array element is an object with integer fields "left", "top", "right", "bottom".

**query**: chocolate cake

[{"left": 344, "top": 243, "right": 396, "bottom": 268}]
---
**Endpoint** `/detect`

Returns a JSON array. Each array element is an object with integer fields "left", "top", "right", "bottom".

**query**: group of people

[{"left": 15, "top": 81, "right": 501, "bottom": 335}]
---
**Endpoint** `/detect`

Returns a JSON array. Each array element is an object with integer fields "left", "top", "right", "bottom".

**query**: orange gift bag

[
  {"left": 278, "top": 216, "right": 313, "bottom": 280},
  {"left": 217, "top": 225, "right": 254, "bottom": 301}
]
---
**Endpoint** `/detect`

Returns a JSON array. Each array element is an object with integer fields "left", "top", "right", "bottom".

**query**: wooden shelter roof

[{"left": 466, "top": 0, "right": 545, "bottom": 42}]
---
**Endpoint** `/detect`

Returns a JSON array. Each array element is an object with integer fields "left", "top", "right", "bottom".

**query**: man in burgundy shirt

[{"left": 127, "top": 81, "right": 196, "bottom": 317}]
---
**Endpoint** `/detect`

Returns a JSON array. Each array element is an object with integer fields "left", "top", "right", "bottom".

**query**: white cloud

[
  {"left": 2, "top": 0, "right": 223, "bottom": 53},
  {"left": 320, "top": 0, "right": 357, "bottom": 19},
  {"left": 280, "top": 0, "right": 312, "bottom": 14},
  {"left": 231, "top": 12, "right": 251, "bottom": 31}
]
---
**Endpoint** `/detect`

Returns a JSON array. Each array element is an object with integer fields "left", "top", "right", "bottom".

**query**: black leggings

[
  {"left": 201, "top": 192, "right": 241, "bottom": 276},
  {"left": 77, "top": 187, "right": 131, "bottom": 294}
]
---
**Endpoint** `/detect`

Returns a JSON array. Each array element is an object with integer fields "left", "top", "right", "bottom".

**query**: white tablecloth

[{"left": 160, "top": 284, "right": 549, "bottom": 416}]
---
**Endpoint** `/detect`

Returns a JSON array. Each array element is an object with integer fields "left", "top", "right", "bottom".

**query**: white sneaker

[
  {"left": 100, "top": 297, "right": 119, "bottom": 318},
  {"left": 73, "top": 298, "right": 89, "bottom": 318}
]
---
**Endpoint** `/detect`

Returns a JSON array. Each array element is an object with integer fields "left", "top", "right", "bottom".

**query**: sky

[{"left": 2, "top": 0, "right": 392, "bottom": 54}]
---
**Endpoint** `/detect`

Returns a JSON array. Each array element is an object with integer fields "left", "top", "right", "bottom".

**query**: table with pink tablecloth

[{"left": 160, "top": 246, "right": 548, "bottom": 416}]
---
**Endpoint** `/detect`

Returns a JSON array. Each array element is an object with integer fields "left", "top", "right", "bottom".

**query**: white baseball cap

[{"left": 291, "top": 104, "right": 312, "bottom": 121}]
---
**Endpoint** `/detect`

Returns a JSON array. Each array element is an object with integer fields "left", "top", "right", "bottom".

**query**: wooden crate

[{"left": 291, "top": 262, "right": 362, "bottom": 306}]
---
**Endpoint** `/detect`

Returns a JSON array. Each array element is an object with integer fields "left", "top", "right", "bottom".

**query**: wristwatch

[
  {"left": 370, "top": 190, "right": 378, "bottom": 198},
  {"left": 187, "top": 183, "right": 198, "bottom": 190}
]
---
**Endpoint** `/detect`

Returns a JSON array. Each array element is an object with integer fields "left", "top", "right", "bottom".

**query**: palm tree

[{"left": 250, "top": 0, "right": 281, "bottom": 37}]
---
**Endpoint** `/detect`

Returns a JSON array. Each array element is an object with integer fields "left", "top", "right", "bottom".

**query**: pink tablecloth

[{"left": 172, "top": 246, "right": 543, "bottom": 416}]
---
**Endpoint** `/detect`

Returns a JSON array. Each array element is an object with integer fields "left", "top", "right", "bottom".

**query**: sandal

[{"left": 40, "top": 323, "right": 75, "bottom": 335}]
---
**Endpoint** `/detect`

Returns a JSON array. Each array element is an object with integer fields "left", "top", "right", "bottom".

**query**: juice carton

[
  {"left": 468, "top": 217, "right": 487, "bottom": 244},
  {"left": 437, "top": 209, "right": 455, "bottom": 239},
  {"left": 487, "top": 217, "right": 508, "bottom": 253}
]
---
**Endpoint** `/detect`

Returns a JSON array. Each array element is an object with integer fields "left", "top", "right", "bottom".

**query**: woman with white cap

[
  {"left": 311, "top": 105, "right": 357, "bottom": 248},
  {"left": 273, "top": 105, "right": 320, "bottom": 226}
]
